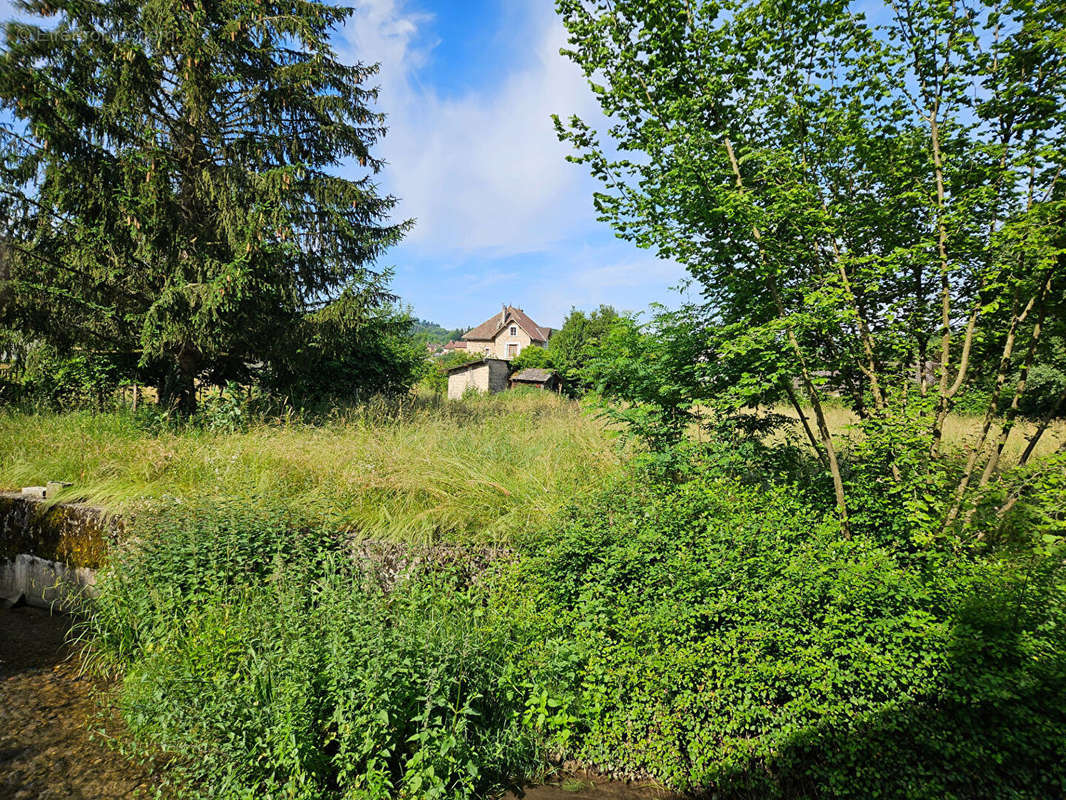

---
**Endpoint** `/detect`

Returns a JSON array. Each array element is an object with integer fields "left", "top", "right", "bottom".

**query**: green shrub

[
  {"left": 83, "top": 502, "right": 540, "bottom": 800},
  {"left": 79, "top": 455, "right": 1066, "bottom": 799},
  {"left": 509, "top": 346, "right": 552, "bottom": 371},
  {"left": 497, "top": 470, "right": 1066, "bottom": 798}
]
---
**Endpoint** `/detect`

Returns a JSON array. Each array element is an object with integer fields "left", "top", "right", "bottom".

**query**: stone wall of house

[
  {"left": 447, "top": 363, "right": 488, "bottom": 399},
  {"left": 490, "top": 325, "right": 533, "bottom": 359}
]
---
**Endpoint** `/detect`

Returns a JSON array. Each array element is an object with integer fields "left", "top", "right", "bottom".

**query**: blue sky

[{"left": 332, "top": 0, "right": 688, "bottom": 329}]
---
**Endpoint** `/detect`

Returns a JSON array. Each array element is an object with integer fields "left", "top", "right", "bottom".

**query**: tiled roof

[
  {"left": 511, "top": 368, "right": 556, "bottom": 383},
  {"left": 461, "top": 306, "right": 550, "bottom": 343},
  {"left": 445, "top": 357, "right": 509, "bottom": 374}
]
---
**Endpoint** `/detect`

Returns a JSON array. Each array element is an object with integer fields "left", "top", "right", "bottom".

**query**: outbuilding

[
  {"left": 508, "top": 368, "right": 560, "bottom": 392},
  {"left": 446, "top": 358, "right": 511, "bottom": 400}
]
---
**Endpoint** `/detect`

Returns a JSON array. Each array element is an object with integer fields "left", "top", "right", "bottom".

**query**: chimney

[{"left": 501, "top": 304, "right": 506, "bottom": 325}]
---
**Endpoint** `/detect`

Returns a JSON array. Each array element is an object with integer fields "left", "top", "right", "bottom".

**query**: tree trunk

[{"left": 159, "top": 346, "right": 200, "bottom": 414}]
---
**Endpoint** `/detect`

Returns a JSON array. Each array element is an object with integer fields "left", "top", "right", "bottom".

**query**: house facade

[{"left": 461, "top": 305, "right": 552, "bottom": 360}]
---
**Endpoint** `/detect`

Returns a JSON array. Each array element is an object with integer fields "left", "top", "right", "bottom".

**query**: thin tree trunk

[
  {"left": 723, "top": 137, "right": 850, "bottom": 535},
  {"left": 1017, "top": 387, "right": 1066, "bottom": 467},
  {"left": 941, "top": 283, "right": 1043, "bottom": 531},
  {"left": 784, "top": 382, "right": 829, "bottom": 468},
  {"left": 976, "top": 272, "right": 1052, "bottom": 488}
]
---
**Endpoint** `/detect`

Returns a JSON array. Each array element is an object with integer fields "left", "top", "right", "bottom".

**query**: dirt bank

[{"left": 0, "top": 606, "right": 154, "bottom": 800}]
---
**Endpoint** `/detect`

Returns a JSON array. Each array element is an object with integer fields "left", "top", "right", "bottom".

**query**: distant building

[
  {"left": 461, "top": 305, "right": 552, "bottom": 360},
  {"left": 442, "top": 340, "right": 468, "bottom": 352},
  {"left": 509, "top": 368, "right": 560, "bottom": 392},
  {"left": 446, "top": 358, "right": 510, "bottom": 400}
]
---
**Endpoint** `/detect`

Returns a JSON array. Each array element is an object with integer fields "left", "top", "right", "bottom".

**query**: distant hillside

[{"left": 410, "top": 318, "right": 467, "bottom": 345}]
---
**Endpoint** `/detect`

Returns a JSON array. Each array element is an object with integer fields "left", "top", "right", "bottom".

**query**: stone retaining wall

[
  {"left": 0, "top": 493, "right": 116, "bottom": 609},
  {"left": 0, "top": 493, "right": 119, "bottom": 568},
  {"left": 1, "top": 493, "right": 511, "bottom": 608}
]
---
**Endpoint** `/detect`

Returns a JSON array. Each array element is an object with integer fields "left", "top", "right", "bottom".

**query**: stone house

[
  {"left": 446, "top": 358, "right": 510, "bottom": 400},
  {"left": 461, "top": 305, "right": 552, "bottom": 360}
]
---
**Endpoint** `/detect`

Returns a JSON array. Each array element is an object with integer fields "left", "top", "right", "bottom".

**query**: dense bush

[
  {"left": 497, "top": 469, "right": 1066, "bottom": 798},
  {"left": 84, "top": 502, "right": 540, "bottom": 800},
  {"left": 11, "top": 341, "right": 134, "bottom": 409},
  {"left": 81, "top": 452, "right": 1066, "bottom": 799}
]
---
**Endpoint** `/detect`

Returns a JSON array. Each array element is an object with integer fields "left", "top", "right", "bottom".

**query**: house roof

[
  {"left": 462, "top": 305, "right": 550, "bottom": 343},
  {"left": 510, "top": 368, "right": 556, "bottom": 383},
  {"left": 445, "top": 357, "right": 510, "bottom": 374}
]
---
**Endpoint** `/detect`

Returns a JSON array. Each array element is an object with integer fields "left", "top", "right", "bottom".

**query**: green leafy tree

[
  {"left": 556, "top": 0, "right": 1066, "bottom": 535},
  {"left": 510, "top": 344, "right": 553, "bottom": 371},
  {"left": 547, "top": 304, "right": 621, "bottom": 392},
  {"left": 265, "top": 297, "right": 425, "bottom": 405},
  {"left": 0, "top": 0, "right": 410, "bottom": 411},
  {"left": 410, "top": 319, "right": 466, "bottom": 347},
  {"left": 582, "top": 309, "right": 710, "bottom": 448}
]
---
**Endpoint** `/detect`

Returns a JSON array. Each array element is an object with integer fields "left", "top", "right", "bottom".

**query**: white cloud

[
  {"left": 524, "top": 244, "right": 690, "bottom": 325},
  {"left": 337, "top": 0, "right": 603, "bottom": 255}
]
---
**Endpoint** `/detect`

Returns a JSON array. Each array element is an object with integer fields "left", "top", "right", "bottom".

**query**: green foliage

[
  {"left": 582, "top": 306, "right": 744, "bottom": 449},
  {"left": 410, "top": 319, "right": 467, "bottom": 346},
  {"left": 264, "top": 300, "right": 425, "bottom": 406},
  {"left": 509, "top": 345, "right": 552, "bottom": 371},
  {"left": 545, "top": 305, "right": 621, "bottom": 392},
  {"left": 84, "top": 502, "right": 540, "bottom": 800},
  {"left": 556, "top": 0, "right": 1066, "bottom": 530},
  {"left": 15, "top": 341, "right": 135, "bottom": 410},
  {"left": 0, "top": 0, "right": 409, "bottom": 411},
  {"left": 497, "top": 467, "right": 1066, "bottom": 798}
]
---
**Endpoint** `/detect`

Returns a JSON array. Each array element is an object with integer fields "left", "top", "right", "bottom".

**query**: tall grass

[
  {"left": 769, "top": 404, "right": 1066, "bottom": 465},
  {"left": 0, "top": 391, "right": 620, "bottom": 545}
]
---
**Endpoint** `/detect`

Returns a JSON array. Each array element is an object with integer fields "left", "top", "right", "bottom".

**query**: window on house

[
  {"left": 510, "top": 326, "right": 517, "bottom": 336},
  {"left": 506, "top": 343, "right": 518, "bottom": 358}
]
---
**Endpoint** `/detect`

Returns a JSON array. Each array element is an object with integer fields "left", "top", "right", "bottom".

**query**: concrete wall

[
  {"left": 448, "top": 362, "right": 488, "bottom": 399},
  {"left": 0, "top": 553, "right": 96, "bottom": 609},
  {"left": 447, "top": 359, "right": 510, "bottom": 399},
  {"left": 0, "top": 494, "right": 113, "bottom": 609}
]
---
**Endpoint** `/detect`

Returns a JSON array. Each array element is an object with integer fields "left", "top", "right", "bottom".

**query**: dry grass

[
  {"left": 769, "top": 404, "right": 1066, "bottom": 465},
  {"left": 0, "top": 391, "right": 621, "bottom": 545}
]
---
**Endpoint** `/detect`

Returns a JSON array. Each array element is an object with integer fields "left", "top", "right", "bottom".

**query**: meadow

[
  {"left": 5, "top": 392, "right": 1059, "bottom": 547},
  {"left": 0, "top": 391, "right": 620, "bottom": 545}
]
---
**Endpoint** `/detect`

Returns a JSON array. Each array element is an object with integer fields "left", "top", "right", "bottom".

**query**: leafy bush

[
  {"left": 509, "top": 345, "right": 553, "bottom": 371},
  {"left": 546, "top": 305, "right": 621, "bottom": 394},
  {"left": 15, "top": 341, "right": 134, "bottom": 409},
  {"left": 497, "top": 468, "right": 1066, "bottom": 798},
  {"left": 77, "top": 435, "right": 1066, "bottom": 799},
  {"left": 84, "top": 501, "right": 540, "bottom": 800}
]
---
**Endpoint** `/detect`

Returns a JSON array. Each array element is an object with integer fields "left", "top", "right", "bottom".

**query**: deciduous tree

[{"left": 556, "top": 0, "right": 1066, "bottom": 534}]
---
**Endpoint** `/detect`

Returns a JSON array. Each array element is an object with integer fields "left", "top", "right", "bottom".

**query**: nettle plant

[{"left": 556, "top": 0, "right": 1066, "bottom": 537}]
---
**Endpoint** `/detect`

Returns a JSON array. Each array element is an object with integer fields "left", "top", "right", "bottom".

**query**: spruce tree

[{"left": 0, "top": 0, "right": 410, "bottom": 410}]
